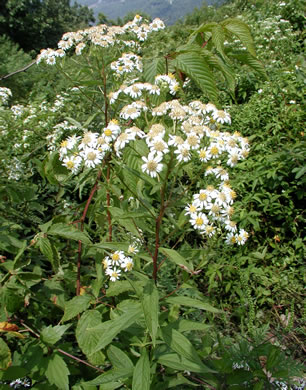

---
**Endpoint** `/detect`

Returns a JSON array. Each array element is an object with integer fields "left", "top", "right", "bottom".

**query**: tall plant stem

[
  {"left": 76, "top": 170, "right": 102, "bottom": 296},
  {"left": 152, "top": 155, "right": 173, "bottom": 283},
  {"left": 106, "top": 162, "right": 112, "bottom": 242}
]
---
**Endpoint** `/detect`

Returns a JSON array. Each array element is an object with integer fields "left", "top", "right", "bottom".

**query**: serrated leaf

[
  {"left": 142, "top": 280, "right": 159, "bottom": 346},
  {"left": 48, "top": 223, "right": 91, "bottom": 244},
  {"left": 82, "top": 368, "right": 133, "bottom": 386},
  {"left": 40, "top": 325, "right": 70, "bottom": 346},
  {"left": 38, "top": 236, "right": 60, "bottom": 273},
  {"left": 222, "top": 18, "right": 256, "bottom": 57},
  {"left": 132, "top": 349, "right": 150, "bottom": 390},
  {"left": 157, "top": 353, "right": 213, "bottom": 374},
  {"left": 229, "top": 51, "right": 267, "bottom": 79},
  {"left": 107, "top": 345, "right": 134, "bottom": 371},
  {"left": 144, "top": 57, "right": 165, "bottom": 83},
  {"left": 212, "top": 25, "right": 226, "bottom": 58},
  {"left": 161, "top": 326, "right": 213, "bottom": 372},
  {"left": 62, "top": 295, "right": 92, "bottom": 322},
  {"left": 45, "top": 353, "right": 69, "bottom": 390},
  {"left": 0, "top": 338, "right": 11, "bottom": 370},
  {"left": 172, "top": 52, "right": 218, "bottom": 103},
  {"left": 76, "top": 310, "right": 106, "bottom": 365},
  {"left": 172, "top": 319, "right": 211, "bottom": 332},
  {"left": 165, "top": 296, "right": 222, "bottom": 313},
  {"left": 159, "top": 247, "right": 192, "bottom": 270},
  {"left": 105, "top": 280, "right": 136, "bottom": 297},
  {"left": 94, "top": 242, "right": 130, "bottom": 252},
  {"left": 89, "top": 303, "right": 142, "bottom": 354}
]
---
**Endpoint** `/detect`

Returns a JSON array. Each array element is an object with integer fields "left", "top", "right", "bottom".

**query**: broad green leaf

[
  {"left": 142, "top": 280, "right": 159, "bottom": 346},
  {"left": 13, "top": 240, "right": 27, "bottom": 267},
  {"left": 107, "top": 345, "right": 134, "bottom": 371},
  {"left": 45, "top": 353, "right": 69, "bottom": 390},
  {"left": 76, "top": 310, "right": 106, "bottom": 366},
  {"left": 221, "top": 18, "right": 256, "bottom": 57},
  {"left": 172, "top": 52, "right": 218, "bottom": 103},
  {"left": 212, "top": 25, "right": 226, "bottom": 58},
  {"left": 144, "top": 57, "right": 165, "bottom": 83},
  {"left": 132, "top": 349, "right": 150, "bottom": 390},
  {"left": 40, "top": 325, "right": 70, "bottom": 346},
  {"left": 38, "top": 236, "right": 60, "bottom": 273},
  {"left": 0, "top": 338, "right": 11, "bottom": 370},
  {"left": 0, "top": 366, "right": 29, "bottom": 381},
  {"left": 161, "top": 326, "right": 212, "bottom": 372},
  {"left": 191, "top": 22, "right": 218, "bottom": 35},
  {"left": 165, "top": 296, "right": 222, "bottom": 313},
  {"left": 94, "top": 241, "right": 130, "bottom": 252},
  {"left": 229, "top": 51, "right": 267, "bottom": 79},
  {"left": 89, "top": 302, "right": 142, "bottom": 353},
  {"left": 48, "top": 223, "right": 91, "bottom": 244},
  {"left": 159, "top": 247, "right": 192, "bottom": 270},
  {"left": 172, "top": 319, "right": 211, "bottom": 332},
  {"left": 62, "top": 295, "right": 92, "bottom": 322},
  {"left": 82, "top": 368, "right": 132, "bottom": 386},
  {"left": 157, "top": 353, "right": 214, "bottom": 374},
  {"left": 106, "top": 280, "right": 136, "bottom": 297}
]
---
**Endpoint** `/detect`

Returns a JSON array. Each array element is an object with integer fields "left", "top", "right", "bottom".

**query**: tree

[{"left": 0, "top": 0, "right": 95, "bottom": 53}]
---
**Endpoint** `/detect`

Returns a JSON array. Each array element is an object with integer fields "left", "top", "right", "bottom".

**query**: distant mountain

[{"left": 75, "top": 0, "right": 220, "bottom": 25}]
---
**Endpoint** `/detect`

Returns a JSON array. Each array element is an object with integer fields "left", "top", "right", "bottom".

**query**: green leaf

[
  {"left": 212, "top": 25, "right": 226, "bottom": 58},
  {"left": 106, "top": 280, "right": 137, "bottom": 297},
  {"left": 94, "top": 241, "right": 130, "bottom": 252},
  {"left": 165, "top": 296, "right": 222, "bottom": 313},
  {"left": 76, "top": 310, "right": 106, "bottom": 366},
  {"left": 88, "top": 302, "right": 142, "bottom": 353},
  {"left": 159, "top": 247, "right": 192, "bottom": 271},
  {"left": 221, "top": 18, "right": 256, "bottom": 56},
  {"left": 229, "top": 51, "right": 267, "bottom": 79},
  {"left": 171, "top": 319, "right": 211, "bottom": 332},
  {"left": 107, "top": 345, "right": 134, "bottom": 371},
  {"left": 45, "top": 353, "right": 70, "bottom": 390},
  {"left": 142, "top": 280, "right": 159, "bottom": 346},
  {"left": 0, "top": 338, "right": 11, "bottom": 370},
  {"left": 157, "top": 353, "right": 213, "bottom": 374},
  {"left": 0, "top": 366, "right": 29, "bottom": 380},
  {"left": 48, "top": 223, "right": 91, "bottom": 244},
  {"left": 132, "top": 349, "right": 150, "bottom": 390},
  {"left": 144, "top": 57, "right": 165, "bottom": 83},
  {"left": 38, "top": 236, "right": 60, "bottom": 273},
  {"left": 172, "top": 52, "right": 218, "bottom": 103},
  {"left": 82, "top": 368, "right": 133, "bottom": 386},
  {"left": 62, "top": 295, "right": 92, "bottom": 322},
  {"left": 40, "top": 325, "right": 70, "bottom": 346},
  {"left": 161, "top": 326, "right": 212, "bottom": 372}
]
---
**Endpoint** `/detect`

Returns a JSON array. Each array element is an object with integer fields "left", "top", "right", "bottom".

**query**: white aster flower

[
  {"left": 81, "top": 147, "right": 103, "bottom": 168},
  {"left": 141, "top": 152, "right": 163, "bottom": 177},
  {"left": 190, "top": 212, "right": 208, "bottom": 231}
]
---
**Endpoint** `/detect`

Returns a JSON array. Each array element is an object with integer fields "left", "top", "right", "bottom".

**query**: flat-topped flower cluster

[
  {"left": 36, "top": 14, "right": 165, "bottom": 65},
  {"left": 37, "top": 16, "right": 250, "bottom": 283}
]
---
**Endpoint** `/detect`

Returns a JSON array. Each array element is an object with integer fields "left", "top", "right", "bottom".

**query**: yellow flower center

[
  {"left": 87, "top": 152, "right": 96, "bottom": 161},
  {"left": 195, "top": 217, "right": 203, "bottom": 226},
  {"left": 147, "top": 161, "right": 158, "bottom": 172},
  {"left": 66, "top": 161, "right": 74, "bottom": 169},
  {"left": 199, "top": 193, "right": 207, "bottom": 201},
  {"left": 104, "top": 129, "right": 112, "bottom": 137},
  {"left": 112, "top": 253, "right": 120, "bottom": 262}
]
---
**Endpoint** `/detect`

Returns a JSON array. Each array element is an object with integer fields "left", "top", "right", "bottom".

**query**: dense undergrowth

[{"left": 0, "top": 0, "right": 305, "bottom": 389}]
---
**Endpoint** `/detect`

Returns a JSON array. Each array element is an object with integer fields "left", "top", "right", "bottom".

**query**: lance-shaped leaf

[
  {"left": 62, "top": 294, "right": 92, "bottom": 322},
  {"left": 0, "top": 338, "right": 11, "bottom": 370},
  {"left": 88, "top": 303, "right": 142, "bottom": 354},
  {"left": 141, "top": 279, "right": 159, "bottom": 346},
  {"left": 221, "top": 18, "right": 256, "bottom": 57},
  {"left": 132, "top": 349, "right": 151, "bottom": 390},
  {"left": 157, "top": 352, "right": 214, "bottom": 374},
  {"left": 45, "top": 353, "right": 70, "bottom": 390},
  {"left": 38, "top": 236, "right": 60, "bottom": 273},
  {"left": 211, "top": 25, "right": 226, "bottom": 58},
  {"left": 144, "top": 57, "right": 165, "bottom": 83},
  {"left": 107, "top": 345, "right": 134, "bottom": 371},
  {"left": 40, "top": 324, "right": 70, "bottom": 346},
  {"left": 172, "top": 52, "right": 218, "bottom": 103},
  {"left": 165, "top": 296, "right": 222, "bottom": 313},
  {"left": 48, "top": 223, "right": 91, "bottom": 244},
  {"left": 229, "top": 51, "right": 268, "bottom": 80},
  {"left": 161, "top": 325, "right": 213, "bottom": 373},
  {"left": 159, "top": 247, "right": 192, "bottom": 271},
  {"left": 76, "top": 310, "right": 106, "bottom": 366},
  {"left": 82, "top": 368, "right": 133, "bottom": 386}
]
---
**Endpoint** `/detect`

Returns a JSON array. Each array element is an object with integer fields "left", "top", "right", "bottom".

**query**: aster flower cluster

[
  {"left": 36, "top": 15, "right": 165, "bottom": 65},
  {"left": 102, "top": 248, "right": 137, "bottom": 282},
  {"left": 0, "top": 87, "right": 12, "bottom": 105}
]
